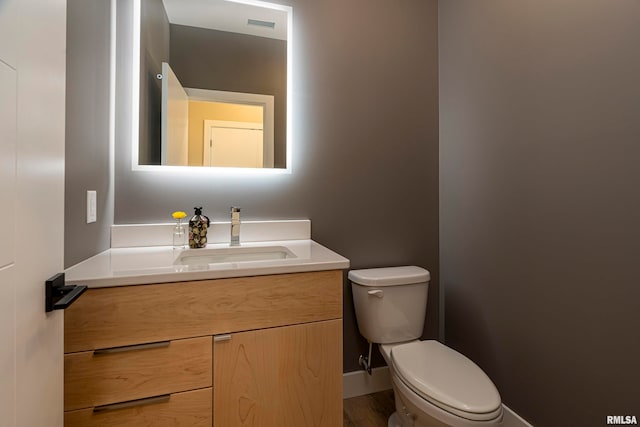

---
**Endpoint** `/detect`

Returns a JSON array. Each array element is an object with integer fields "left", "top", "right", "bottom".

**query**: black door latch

[{"left": 45, "top": 273, "right": 87, "bottom": 312}]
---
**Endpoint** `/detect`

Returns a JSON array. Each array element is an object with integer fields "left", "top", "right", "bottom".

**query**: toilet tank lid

[{"left": 348, "top": 266, "right": 430, "bottom": 286}]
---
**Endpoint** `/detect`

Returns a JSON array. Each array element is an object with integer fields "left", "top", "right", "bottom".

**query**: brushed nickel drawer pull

[
  {"left": 213, "top": 334, "right": 232, "bottom": 342},
  {"left": 93, "top": 341, "right": 170, "bottom": 355},
  {"left": 93, "top": 394, "right": 170, "bottom": 413}
]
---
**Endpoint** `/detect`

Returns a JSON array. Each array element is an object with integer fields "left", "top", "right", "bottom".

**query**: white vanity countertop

[{"left": 64, "top": 240, "right": 350, "bottom": 288}]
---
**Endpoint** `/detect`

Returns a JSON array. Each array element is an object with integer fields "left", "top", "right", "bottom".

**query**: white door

[
  {"left": 203, "top": 120, "right": 264, "bottom": 168},
  {"left": 0, "top": 0, "right": 67, "bottom": 426},
  {"left": 161, "top": 62, "right": 189, "bottom": 166}
]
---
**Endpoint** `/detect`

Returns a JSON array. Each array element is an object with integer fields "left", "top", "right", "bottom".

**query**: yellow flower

[{"left": 171, "top": 211, "right": 187, "bottom": 220}]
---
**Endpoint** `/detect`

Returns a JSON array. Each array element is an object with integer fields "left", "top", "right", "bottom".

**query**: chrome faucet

[{"left": 230, "top": 206, "right": 241, "bottom": 246}]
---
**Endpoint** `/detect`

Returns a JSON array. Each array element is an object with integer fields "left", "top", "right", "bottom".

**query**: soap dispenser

[{"left": 188, "top": 207, "right": 210, "bottom": 249}]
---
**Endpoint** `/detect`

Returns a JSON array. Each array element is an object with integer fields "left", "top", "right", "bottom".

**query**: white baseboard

[
  {"left": 343, "top": 367, "right": 392, "bottom": 399},
  {"left": 502, "top": 404, "right": 533, "bottom": 427},
  {"left": 343, "top": 369, "right": 532, "bottom": 427}
]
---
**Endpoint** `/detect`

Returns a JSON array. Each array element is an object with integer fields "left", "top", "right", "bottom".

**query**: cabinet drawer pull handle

[
  {"left": 93, "top": 341, "right": 170, "bottom": 355},
  {"left": 93, "top": 394, "right": 170, "bottom": 413},
  {"left": 214, "top": 334, "right": 232, "bottom": 342}
]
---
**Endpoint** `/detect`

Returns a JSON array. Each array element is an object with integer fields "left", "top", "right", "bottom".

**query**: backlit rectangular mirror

[{"left": 130, "top": 0, "right": 292, "bottom": 172}]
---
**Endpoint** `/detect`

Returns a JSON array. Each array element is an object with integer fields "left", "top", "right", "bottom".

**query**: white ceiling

[{"left": 162, "top": 0, "right": 288, "bottom": 41}]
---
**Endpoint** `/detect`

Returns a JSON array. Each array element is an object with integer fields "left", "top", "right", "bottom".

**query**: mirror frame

[{"left": 129, "top": 0, "right": 293, "bottom": 174}]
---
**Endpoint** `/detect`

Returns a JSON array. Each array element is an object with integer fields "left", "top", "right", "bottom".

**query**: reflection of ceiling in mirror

[{"left": 162, "top": 0, "right": 287, "bottom": 40}]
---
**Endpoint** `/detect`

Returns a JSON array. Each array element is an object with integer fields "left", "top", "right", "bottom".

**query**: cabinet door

[{"left": 213, "top": 320, "right": 342, "bottom": 427}]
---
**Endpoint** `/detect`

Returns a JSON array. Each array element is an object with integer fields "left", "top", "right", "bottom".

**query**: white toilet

[{"left": 349, "top": 266, "right": 503, "bottom": 427}]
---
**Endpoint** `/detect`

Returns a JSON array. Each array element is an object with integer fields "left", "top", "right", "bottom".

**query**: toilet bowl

[
  {"left": 381, "top": 341, "right": 503, "bottom": 427},
  {"left": 349, "top": 267, "right": 503, "bottom": 427}
]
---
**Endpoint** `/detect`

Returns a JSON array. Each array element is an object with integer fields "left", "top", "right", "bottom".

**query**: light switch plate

[{"left": 87, "top": 190, "right": 97, "bottom": 223}]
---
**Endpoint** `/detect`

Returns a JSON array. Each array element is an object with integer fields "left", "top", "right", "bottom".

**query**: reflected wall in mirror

[{"left": 137, "top": 0, "right": 290, "bottom": 169}]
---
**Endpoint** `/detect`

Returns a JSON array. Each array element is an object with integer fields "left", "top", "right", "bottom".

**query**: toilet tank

[{"left": 349, "top": 266, "right": 430, "bottom": 344}]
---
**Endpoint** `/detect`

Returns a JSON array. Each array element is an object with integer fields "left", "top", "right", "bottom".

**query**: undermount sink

[{"left": 174, "top": 245, "right": 297, "bottom": 266}]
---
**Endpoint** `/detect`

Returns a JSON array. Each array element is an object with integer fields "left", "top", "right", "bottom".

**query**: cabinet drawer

[
  {"left": 65, "top": 270, "right": 342, "bottom": 353},
  {"left": 64, "top": 336, "right": 212, "bottom": 411},
  {"left": 64, "top": 388, "right": 212, "bottom": 427}
]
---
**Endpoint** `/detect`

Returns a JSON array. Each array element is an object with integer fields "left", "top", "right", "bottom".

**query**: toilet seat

[{"left": 391, "top": 340, "right": 502, "bottom": 421}]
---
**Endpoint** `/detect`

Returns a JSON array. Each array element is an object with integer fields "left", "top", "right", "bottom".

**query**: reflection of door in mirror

[
  {"left": 185, "top": 90, "right": 274, "bottom": 167},
  {"left": 204, "top": 121, "right": 265, "bottom": 168},
  {"left": 190, "top": 101, "right": 271, "bottom": 167},
  {"left": 161, "top": 62, "right": 188, "bottom": 166},
  {"left": 159, "top": 71, "right": 275, "bottom": 167}
]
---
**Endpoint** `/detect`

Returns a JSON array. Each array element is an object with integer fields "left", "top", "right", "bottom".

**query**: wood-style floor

[{"left": 343, "top": 389, "right": 395, "bottom": 427}]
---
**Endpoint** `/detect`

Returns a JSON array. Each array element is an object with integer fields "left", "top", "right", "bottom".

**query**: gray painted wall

[
  {"left": 114, "top": 0, "right": 439, "bottom": 372},
  {"left": 440, "top": 0, "right": 640, "bottom": 425},
  {"left": 169, "top": 25, "right": 287, "bottom": 168},
  {"left": 64, "top": 0, "right": 113, "bottom": 268}
]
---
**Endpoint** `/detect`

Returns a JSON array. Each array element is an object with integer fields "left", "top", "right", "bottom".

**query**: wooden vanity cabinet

[{"left": 63, "top": 270, "right": 343, "bottom": 427}]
